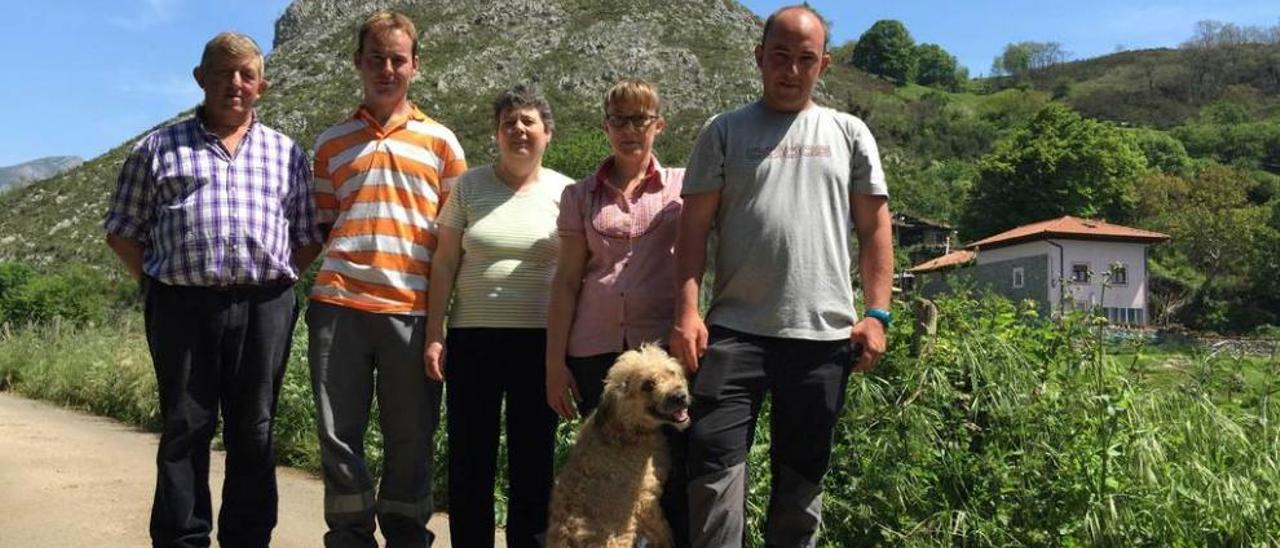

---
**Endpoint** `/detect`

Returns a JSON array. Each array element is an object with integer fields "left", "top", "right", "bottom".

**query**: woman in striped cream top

[{"left": 423, "top": 85, "right": 574, "bottom": 548}]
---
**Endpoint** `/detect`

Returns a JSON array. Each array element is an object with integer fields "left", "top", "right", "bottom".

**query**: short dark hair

[
  {"left": 357, "top": 11, "right": 418, "bottom": 58},
  {"left": 761, "top": 3, "right": 831, "bottom": 51},
  {"left": 492, "top": 85, "right": 555, "bottom": 133}
]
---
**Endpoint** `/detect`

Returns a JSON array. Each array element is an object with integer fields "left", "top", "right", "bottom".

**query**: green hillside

[
  {"left": 0, "top": 0, "right": 764, "bottom": 272},
  {"left": 1026, "top": 44, "right": 1280, "bottom": 128},
  {"left": 3, "top": 7, "right": 1280, "bottom": 545},
  {"left": 0, "top": 3, "right": 1276, "bottom": 330}
]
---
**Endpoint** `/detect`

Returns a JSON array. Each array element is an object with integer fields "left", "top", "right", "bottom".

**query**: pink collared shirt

[{"left": 557, "top": 156, "right": 684, "bottom": 357}]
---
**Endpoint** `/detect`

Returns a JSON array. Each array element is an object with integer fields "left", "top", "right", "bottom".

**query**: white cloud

[{"left": 108, "top": 0, "right": 177, "bottom": 31}]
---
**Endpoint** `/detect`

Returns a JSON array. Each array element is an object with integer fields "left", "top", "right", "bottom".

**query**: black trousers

[
  {"left": 685, "top": 326, "right": 852, "bottom": 548},
  {"left": 445, "top": 328, "right": 558, "bottom": 548},
  {"left": 143, "top": 278, "right": 297, "bottom": 548},
  {"left": 567, "top": 351, "right": 691, "bottom": 548}
]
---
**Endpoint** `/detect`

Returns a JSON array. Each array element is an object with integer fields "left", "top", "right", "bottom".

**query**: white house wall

[{"left": 975, "top": 239, "right": 1150, "bottom": 315}]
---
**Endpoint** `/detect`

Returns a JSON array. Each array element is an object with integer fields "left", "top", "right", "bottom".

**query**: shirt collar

[
  {"left": 193, "top": 107, "right": 260, "bottom": 148},
  {"left": 588, "top": 154, "right": 665, "bottom": 195},
  {"left": 352, "top": 103, "right": 427, "bottom": 134}
]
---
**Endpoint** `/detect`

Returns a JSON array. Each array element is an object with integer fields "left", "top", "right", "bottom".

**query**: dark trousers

[
  {"left": 686, "top": 326, "right": 852, "bottom": 548},
  {"left": 446, "top": 328, "right": 558, "bottom": 548},
  {"left": 143, "top": 278, "right": 298, "bottom": 548},
  {"left": 567, "top": 352, "right": 691, "bottom": 548}
]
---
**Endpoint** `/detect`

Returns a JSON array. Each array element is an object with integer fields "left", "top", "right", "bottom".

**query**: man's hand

[
  {"left": 546, "top": 360, "right": 580, "bottom": 420},
  {"left": 849, "top": 317, "right": 886, "bottom": 373},
  {"left": 424, "top": 341, "right": 446, "bottom": 381},
  {"left": 669, "top": 311, "right": 708, "bottom": 374}
]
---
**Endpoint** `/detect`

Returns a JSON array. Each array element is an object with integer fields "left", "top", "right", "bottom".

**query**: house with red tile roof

[{"left": 909, "top": 216, "right": 1170, "bottom": 325}]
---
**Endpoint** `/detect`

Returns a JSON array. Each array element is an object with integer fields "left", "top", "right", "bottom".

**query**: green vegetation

[
  {"left": 848, "top": 20, "right": 966, "bottom": 91},
  {"left": 0, "top": 262, "right": 113, "bottom": 326},
  {"left": 811, "top": 294, "right": 1280, "bottom": 546},
  {"left": 4, "top": 267, "right": 1278, "bottom": 545},
  {"left": 850, "top": 20, "right": 918, "bottom": 84},
  {"left": 2, "top": 7, "right": 1274, "bottom": 331},
  {"left": 990, "top": 41, "right": 1069, "bottom": 81},
  {"left": 959, "top": 103, "right": 1147, "bottom": 241},
  {"left": 2, "top": 7, "right": 1280, "bottom": 544},
  {"left": 1136, "top": 163, "right": 1280, "bottom": 331},
  {"left": 914, "top": 43, "right": 965, "bottom": 91}
]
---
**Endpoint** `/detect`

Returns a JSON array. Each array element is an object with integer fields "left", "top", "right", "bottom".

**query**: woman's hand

[
  {"left": 424, "top": 341, "right": 446, "bottom": 381},
  {"left": 546, "top": 360, "right": 580, "bottom": 419}
]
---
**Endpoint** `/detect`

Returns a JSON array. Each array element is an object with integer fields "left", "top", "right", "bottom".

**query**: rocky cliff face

[
  {"left": 0, "top": 0, "right": 769, "bottom": 270},
  {"left": 258, "top": 0, "right": 764, "bottom": 153}
]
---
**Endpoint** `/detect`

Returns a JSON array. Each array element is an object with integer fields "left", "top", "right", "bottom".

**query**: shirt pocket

[{"left": 153, "top": 174, "right": 201, "bottom": 207}]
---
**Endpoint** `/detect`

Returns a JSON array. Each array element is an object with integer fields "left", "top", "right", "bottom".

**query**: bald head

[
  {"left": 761, "top": 5, "right": 829, "bottom": 52},
  {"left": 754, "top": 4, "right": 832, "bottom": 112}
]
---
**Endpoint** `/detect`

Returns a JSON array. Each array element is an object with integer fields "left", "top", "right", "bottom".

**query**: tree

[
  {"left": 959, "top": 103, "right": 1147, "bottom": 241},
  {"left": 990, "top": 41, "right": 1069, "bottom": 79},
  {"left": 1183, "top": 19, "right": 1280, "bottom": 48},
  {"left": 1135, "top": 166, "right": 1271, "bottom": 329},
  {"left": 1129, "top": 129, "right": 1191, "bottom": 174},
  {"left": 915, "top": 43, "right": 964, "bottom": 90},
  {"left": 1244, "top": 208, "right": 1280, "bottom": 326},
  {"left": 850, "top": 20, "right": 917, "bottom": 83},
  {"left": 830, "top": 40, "right": 857, "bottom": 66}
]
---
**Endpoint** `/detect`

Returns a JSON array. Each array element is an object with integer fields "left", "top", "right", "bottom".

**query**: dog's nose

[{"left": 667, "top": 391, "right": 690, "bottom": 408}]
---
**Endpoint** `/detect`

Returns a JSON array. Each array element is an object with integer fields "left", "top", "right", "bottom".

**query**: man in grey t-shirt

[{"left": 669, "top": 5, "right": 894, "bottom": 547}]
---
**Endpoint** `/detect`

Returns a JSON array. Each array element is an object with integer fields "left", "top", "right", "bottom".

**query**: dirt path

[{"left": 0, "top": 391, "right": 489, "bottom": 547}]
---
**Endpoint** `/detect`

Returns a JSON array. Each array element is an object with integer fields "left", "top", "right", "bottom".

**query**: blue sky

[{"left": 0, "top": 0, "right": 1274, "bottom": 167}]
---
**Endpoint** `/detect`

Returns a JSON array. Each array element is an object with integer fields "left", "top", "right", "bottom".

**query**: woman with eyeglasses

[{"left": 545, "top": 78, "right": 689, "bottom": 547}]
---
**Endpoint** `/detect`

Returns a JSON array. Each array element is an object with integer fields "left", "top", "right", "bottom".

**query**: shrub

[{"left": 0, "top": 262, "right": 108, "bottom": 327}]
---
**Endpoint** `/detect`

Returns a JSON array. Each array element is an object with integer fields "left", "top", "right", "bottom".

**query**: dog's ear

[{"left": 594, "top": 387, "right": 617, "bottom": 428}]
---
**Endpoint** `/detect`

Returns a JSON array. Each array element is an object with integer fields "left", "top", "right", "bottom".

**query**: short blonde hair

[
  {"left": 603, "top": 79, "right": 662, "bottom": 115},
  {"left": 200, "top": 32, "right": 264, "bottom": 74},
  {"left": 357, "top": 11, "right": 418, "bottom": 57}
]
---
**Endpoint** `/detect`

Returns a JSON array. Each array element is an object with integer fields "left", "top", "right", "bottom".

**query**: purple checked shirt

[{"left": 104, "top": 111, "right": 321, "bottom": 287}]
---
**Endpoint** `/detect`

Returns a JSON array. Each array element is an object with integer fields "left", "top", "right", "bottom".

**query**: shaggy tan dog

[{"left": 547, "top": 345, "right": 691, "bottom": 548}]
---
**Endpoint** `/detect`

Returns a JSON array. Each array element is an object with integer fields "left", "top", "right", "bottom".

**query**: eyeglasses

[{"left": 605, "top": 114, "right": 659, "bottom": 130}]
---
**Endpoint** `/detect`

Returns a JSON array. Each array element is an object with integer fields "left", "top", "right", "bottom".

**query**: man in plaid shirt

[{"left": 103, "top": 32, "right": 321, "bottom": 548}]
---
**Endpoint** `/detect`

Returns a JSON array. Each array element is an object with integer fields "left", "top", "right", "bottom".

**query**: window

[
  {"left": 1071, "top": 263, "right": 1091, "bottom": 284},
  {"left": 1103, "top": 307, "right": 1146, "bottom": 326},
  {"left": 1109, "top": 264, "right": 1128, "bottom": 285},
  {"left": 1012, "top": 267, "right": 1025, "bottom": 288}
]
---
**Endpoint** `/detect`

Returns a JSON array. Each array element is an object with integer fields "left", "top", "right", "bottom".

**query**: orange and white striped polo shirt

[{"left": 310, "top": 104, "right": 467, "bottom": 315}]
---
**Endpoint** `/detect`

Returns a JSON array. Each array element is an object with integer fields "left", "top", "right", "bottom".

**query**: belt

[{"left": 146, "top": 277, "right": 294, "bottom": 292}]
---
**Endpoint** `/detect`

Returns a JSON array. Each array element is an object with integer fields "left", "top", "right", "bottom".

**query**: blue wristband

[{"left": 864, "top": 308, "right": 892, "bottom": 328}]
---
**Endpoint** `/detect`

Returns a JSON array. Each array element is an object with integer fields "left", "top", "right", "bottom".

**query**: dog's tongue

[{"left": 672, "top": 408, "right": 690, "bottom": 423}]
